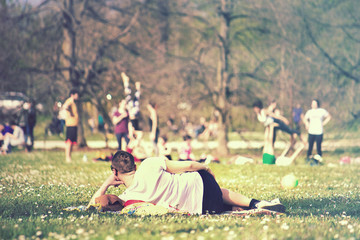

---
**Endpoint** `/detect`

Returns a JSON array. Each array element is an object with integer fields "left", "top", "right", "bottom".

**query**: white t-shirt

[
  {"left": 257, "top": 109, "right": 274, "bottom": 126},
  {"left": 304, "top": 108, "right": 329, "bottom": 135},
  {"left": 118, "top": 157, "right": 204, "bottom": 214}
]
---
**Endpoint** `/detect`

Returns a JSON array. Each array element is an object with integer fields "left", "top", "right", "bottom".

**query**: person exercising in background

[
  {"left": 62, "top": 89, "right": 79, "bottom": 163},
  {"left": 122, "top": 72, "right": 143, "bottom": 147},
  {"left": 303, "top": 99, "right": 331, "bottom": 163},
  {"left": 147, "top": 101, "right": 159, "bottom": 156}
]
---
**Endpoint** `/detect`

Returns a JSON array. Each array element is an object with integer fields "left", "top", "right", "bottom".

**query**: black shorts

[
  {"left": 198, "top": 170, "right": 232, "bottom": 214},
  {"left": 130, "top": 119, "right": 141, "bottom": 131},
  {"left": 66, "top": 126, "right": 77, "bottom": 144}
]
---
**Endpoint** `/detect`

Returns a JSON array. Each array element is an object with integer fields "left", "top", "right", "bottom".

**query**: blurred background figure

[
  {"left": 147, "top": 101, "right": 159, "bottom": 156},
  {"left": 112, "top": 99, "right": 130, "bottom": 151},
  {"left": 158, "top": 135, "right": 172, "bottom": 160},
  {"left": 0, "top": 120, "right": 25, "bottom": 154},
  {"left": 303, "top": 99, "right": 331, "bottom": 163},
  {"left": 292, "top": 103, "right": 303, "bottom": 133}
]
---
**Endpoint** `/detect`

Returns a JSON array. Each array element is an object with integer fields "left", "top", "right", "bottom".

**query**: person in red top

[{"left": 112, "top": 99, "right": 130, "bottom": 150}]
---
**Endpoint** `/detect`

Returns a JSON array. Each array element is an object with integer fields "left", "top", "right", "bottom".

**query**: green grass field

[{"left": 1, "top": 147, "right": 359, "bottom": 240}]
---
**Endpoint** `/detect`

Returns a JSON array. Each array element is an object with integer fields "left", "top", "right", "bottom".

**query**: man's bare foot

[{"left": 66, "top": 157, "right": 72, "bottom": 163}]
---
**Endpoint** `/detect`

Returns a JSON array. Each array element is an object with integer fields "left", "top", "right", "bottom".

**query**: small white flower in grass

[
  {"left": 263, "top": 225, "right": 269, "bottom": 231},
  {"left": 179, "top": 233, "right": 188, "bottom": 238},
  {"left": 76, "top": 228, "right": 85, "bottom": 235},
  {"left": 18, "top": 235, "right": 25, "bottom": 240},
  {"left": 339, "top": 220, "right": 348, "bottom": 225},
  {"left": 224, "top": 226, "right": 230, "bottom": 231},
  {"left": 190, "top": 230, "right": 196, "bottom": 234},
  {"left": 14, "top": 224, "right": 18, "bottom": 228},
  {"left": 281, "top": 223, "right": 289, "bottom": 230},
  {"left": 36, "top": 231, "right": 42, "bottom": 237},
  {"left": 334, "top": 234, "right": 339, "bottom": 239},
  {"left": 196, "top": 236, "right": 205, "bottom": 240},
  {"left": 161, "top": 236, "right": 175, "bottom": 240},
  {"left": 18, "top": 218, "right": 22, "bottom": 222}
]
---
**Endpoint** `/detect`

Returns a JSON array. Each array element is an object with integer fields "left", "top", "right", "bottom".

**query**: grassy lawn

[{"left": 0, "top": 148, "right": 359, "bottom": 240}]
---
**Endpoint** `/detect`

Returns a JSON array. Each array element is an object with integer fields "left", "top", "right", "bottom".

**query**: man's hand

[
  {"left": 104, "top": 174, "right": 124, "bottom": 187},
  {"left": 88, "top": 174, "right": 123, "bottom": 207}
]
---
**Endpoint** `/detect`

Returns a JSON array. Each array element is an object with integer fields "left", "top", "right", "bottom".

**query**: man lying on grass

[{"left": 89, "top": 150, "right": 285, "bottom": 215}]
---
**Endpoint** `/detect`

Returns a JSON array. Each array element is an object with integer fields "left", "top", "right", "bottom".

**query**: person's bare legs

[
  {"left": 65, "top": 141, "right": 72, "bottom": 163},
  {"left": 221, "top": 188, "right": 251, "bottom": 207},
  {"left": 263, "top": 125, "right": 275, "bottom": 155}
]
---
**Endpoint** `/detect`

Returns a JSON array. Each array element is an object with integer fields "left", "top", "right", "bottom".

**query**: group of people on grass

[
  {"left": 0, "top": 100, "right": 36, "bottom": 154},
  {"left": 82, "top": 97, "right": 331, "bottom": 216},
  {"left": 253, "top": 99, "right": 331, "bottom": 165},
  {"left": 0, "top": 74, "right": 329, "bottom": 215}
]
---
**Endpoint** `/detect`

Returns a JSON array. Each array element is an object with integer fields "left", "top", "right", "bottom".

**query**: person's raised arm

[
  {"left": 112, "top": 112, "right": 128, "bottom": 125},
  {"left": 149, "top": 107, "right": 157, "bottom": 141},
  {"left": 88, "top": 174, "right": 123, "bottom": 206},
  {"left": 165, "top": 159, "right": 214, "bottom": 177}
]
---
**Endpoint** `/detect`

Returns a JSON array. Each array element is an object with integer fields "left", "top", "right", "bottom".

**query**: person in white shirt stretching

[{"left": 303, "top": 99, "right": 331, "bottom": 163}]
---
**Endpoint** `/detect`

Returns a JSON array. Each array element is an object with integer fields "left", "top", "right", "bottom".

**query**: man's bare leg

[
  {"left": 65, "top": 141, "right": 72, "bottom": 163},
  {"left": 221, "top": 188, "right": 251, "bottom": 207}
]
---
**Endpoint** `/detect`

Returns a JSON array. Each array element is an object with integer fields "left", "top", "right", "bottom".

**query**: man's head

[
  {"left": 9, "top": 120, "right": 17, "bottom": 127},
  {"left": 183, "top": 134, "right": 192, "bottom": 142},
  {"left": 252, "top": 100, "right": 263, "bottom": 113},
  {"left": 69, "top": 89, "right": 79, "bottom": 100},
  {"left": 311, "top": 99, "right": 320, "bottom": 109},
  {"left": 148, "top": 100, "right": 157, "bottom": 109},
  {"left": 111, "top": 150, "right": 136, "bottom": 175}
]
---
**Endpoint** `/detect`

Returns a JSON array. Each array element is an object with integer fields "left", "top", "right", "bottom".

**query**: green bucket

[{"left": 263, "top": 153, "right": 276, "bottom": 164}]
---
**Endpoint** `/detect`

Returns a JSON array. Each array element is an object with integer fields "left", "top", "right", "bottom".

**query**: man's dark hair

[
  {"left": 183, "top": 134, "right": 192, "bottom": 141},
  {"left": 252, "top": 99, "right": 263, "bottom": 109},
  {"left": 111, "top": 150, "right": 136, "bottom": 174},
  {"left": 149, "top": 100, "right": 157, "bottom": 108},
  {"left": 313, "top": 99, "right": 320, "bottom": 107},
  {"left": 69, "top": 89, "right": 79, "bottom": 97},
  {"left": 9, "top": 120, "right": 17, "bottom": 126}
]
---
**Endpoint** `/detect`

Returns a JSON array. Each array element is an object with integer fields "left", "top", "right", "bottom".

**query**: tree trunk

[
  {"left": 216, "top": 110, "right": 229, "bottom": 155},
  {"left": 61, "top": 0, "right": 88, "bottom": 147},
  {"left": 215, "top": 0, "right": 232, "bottom": 155},
  {"left": 77, "top": 101, "right": 87, "bottom": 147}
]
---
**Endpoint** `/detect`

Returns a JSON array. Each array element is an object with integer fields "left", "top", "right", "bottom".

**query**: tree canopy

[{"left": 1, "top": 0, "right": 359, "bottom": 150}]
